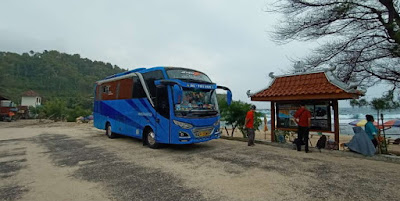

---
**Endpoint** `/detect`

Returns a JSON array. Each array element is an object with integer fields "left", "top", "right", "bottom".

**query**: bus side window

[
  {"left": 101, "top": 82, "right": 117, "bottom": 100},
  {"left": 132, "top": 76, "right": 147, "bottom": 98},
  {"left": 101, "top": 85, "right": 110, "bottom": 100},
  {"left": 142, "top": 70, "right": 164, "bottom": 98},
  {"left": 118, "top": 79, "right": 133, "bottom": 99},
  {"left": 142, "top": 71, "right": 169, "bottom": 118},
  {"left": 156, "top": 87, "right": 170, "bottom": 118},
  {"left": 96, "top": 85, "right": 102, "bottom": 100},
  {"left": 116, "top": 82, "right": 121, "bottom": 99},
  {"left": 102, "top": 85, "right": 108, "bottom": 93}
]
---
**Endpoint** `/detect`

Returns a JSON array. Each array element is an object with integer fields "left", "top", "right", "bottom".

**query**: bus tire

[
  {"left": 145, "top": 129, "right": 159, "bottom": 149},
  {"left": 105, "top": 123, "right": 116, "bottom": 139}
]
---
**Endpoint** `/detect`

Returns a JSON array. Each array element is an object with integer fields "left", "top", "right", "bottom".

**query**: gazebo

[{"left": 250, "top": 68, "right": 363, "bottom": 148}]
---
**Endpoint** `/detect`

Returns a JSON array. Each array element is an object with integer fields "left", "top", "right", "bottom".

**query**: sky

[{"left": 0, "top": 0, "right": 388, "bottom": 108}]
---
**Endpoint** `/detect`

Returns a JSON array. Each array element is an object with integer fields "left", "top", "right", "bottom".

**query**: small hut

[
  {"left": 250, "top": 68, "right": 363, "bottom": 148},
  {"left": 21, "top": 90, "right": 42, "bottom": 108}
]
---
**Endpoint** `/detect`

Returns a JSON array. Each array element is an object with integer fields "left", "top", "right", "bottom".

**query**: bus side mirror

[
  {"left": 173, "top": 85, "right": 183, "bottom": 105},
  {"left": 217, "top": 85, "right": 232, "bottom": 106},
  {"left": 227, "top": 90, "right": 232, "bottom": 106}
]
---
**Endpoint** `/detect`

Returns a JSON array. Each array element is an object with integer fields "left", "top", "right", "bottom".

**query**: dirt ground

[{"left": 1, "top": 120, "right": 400, "bottom": 201}]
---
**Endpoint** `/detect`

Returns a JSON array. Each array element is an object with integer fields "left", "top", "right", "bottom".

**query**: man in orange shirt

[
  {"left": 294, "top": 102, "right": 312, "bottom": 153},
  {"left": 245, "top": 105, "right": 256, "bottom": 146}
]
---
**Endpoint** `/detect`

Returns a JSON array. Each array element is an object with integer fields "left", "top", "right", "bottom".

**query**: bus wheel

[
  {"left": 145, "top": 129, "right": 159, "bottom": 149},
  {"left": 105, "top": 123, "right": 116, "bottom": 139}
]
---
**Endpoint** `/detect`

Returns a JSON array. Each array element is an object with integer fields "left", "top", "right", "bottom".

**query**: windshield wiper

[
  {"left": 180, "top": 78, "right": 213, "bottom": 84},
  {"left": 175, "top": 109, "right": 218, "bottom": 117},
  {"left": 189, "top": 109, "right": 218, "bottom": 114},
  {"left": 204, "top": 110, "right": 218, "bottom": 115}
]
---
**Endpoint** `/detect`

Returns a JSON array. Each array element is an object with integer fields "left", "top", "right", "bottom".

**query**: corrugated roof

[{"left": 251, "top": 72, "right": 361, "bottom": 101}]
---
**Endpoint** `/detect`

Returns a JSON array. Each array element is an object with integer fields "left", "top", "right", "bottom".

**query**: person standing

[
  {"left": 294, "top": 103, "right": 312, "bottom": 153},
  {"left": 365, "top": 115, "right": 379, "bottom": 148},
  {"left": 245, "top": 105, "right": 256, "bottom": 146}
]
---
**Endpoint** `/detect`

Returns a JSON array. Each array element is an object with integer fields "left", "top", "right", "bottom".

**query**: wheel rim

[
  {"left": 147, "top": 131, "right": 156, "bottom": 145},
  {"left": 107, "top": 125, "right": 112, "bottom": 137}
]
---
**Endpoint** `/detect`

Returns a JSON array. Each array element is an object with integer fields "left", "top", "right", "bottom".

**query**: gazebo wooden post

[
  {"left": 333, "top": 100, "right": 339, "bottom": 149},
  {"left": 271, "top": 101, "right": 276, "bottom": 142}
]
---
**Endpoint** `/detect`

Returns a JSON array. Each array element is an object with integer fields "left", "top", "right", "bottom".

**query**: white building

[{"left": 21, "top": 90, "right": 41, "bottom": 107}]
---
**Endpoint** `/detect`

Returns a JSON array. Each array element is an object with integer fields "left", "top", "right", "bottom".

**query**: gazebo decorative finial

[
  {"left": 269, "top": 72, "right": 275, "bottom": 78},
  {"left": 246, "top": 90, "right": 252, "bottom": 98}
]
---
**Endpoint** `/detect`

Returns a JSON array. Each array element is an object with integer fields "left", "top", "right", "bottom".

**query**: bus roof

[{"left": 97, "top": 66, "right": 207, "bottom": 83}]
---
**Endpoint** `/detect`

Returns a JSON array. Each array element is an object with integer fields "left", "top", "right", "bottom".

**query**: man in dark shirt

[{"left": 294, "top": 103, "right": 312, "bottom": 153}]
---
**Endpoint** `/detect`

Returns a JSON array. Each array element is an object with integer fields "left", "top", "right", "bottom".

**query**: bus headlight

[{"left": 173, "top": 120, "right": 193, "bottom": 129}]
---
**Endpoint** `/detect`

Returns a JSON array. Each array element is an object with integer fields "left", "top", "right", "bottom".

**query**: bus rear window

[{"left": 166, "top": 69, "right": 212, "bottom": 83}]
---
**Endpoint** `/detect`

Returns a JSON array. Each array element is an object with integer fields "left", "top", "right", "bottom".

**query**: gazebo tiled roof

[
  {"left": 251, "top": 71, "right": 363, "bottom": 101},
  {"left": 22, "top": 90, "right": 40, "bottom": 97}
]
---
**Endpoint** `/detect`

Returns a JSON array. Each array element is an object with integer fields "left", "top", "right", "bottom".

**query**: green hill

[{"left": 0, "top": 50, "right": 126, "bottom": 104}]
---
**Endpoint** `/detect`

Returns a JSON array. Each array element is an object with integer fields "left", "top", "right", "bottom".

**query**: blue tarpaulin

[{"left": 346, "top": 127, "right": 376, "bottom": 156}]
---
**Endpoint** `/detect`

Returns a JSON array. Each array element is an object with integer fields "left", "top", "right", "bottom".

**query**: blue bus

[{"left": 94, "top": 67, "right": 232, "bottom": 148}]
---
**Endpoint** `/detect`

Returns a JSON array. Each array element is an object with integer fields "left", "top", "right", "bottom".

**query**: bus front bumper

[{"left": 175, "top": 131, "right": 221, "bottom": 144}]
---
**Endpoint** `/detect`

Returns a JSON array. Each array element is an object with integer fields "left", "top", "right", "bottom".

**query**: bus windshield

[
  {"left": 174, "top": 88, "right": 219, "bottom": 118},
  {"left": 166, "top": 69, "right": 212, "bottom": 83}
]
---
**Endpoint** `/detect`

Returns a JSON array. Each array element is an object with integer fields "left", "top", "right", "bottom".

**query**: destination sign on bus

[{"left": 167, "top": 69, "right": 212, "bottom": 83}]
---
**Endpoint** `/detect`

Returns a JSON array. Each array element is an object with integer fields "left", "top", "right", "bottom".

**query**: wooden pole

[
  {"left": 333, "top": 100, "right": 339, "bottom": 149},
  {"left": 264, "top": 115, "right": 267, "bottom": 140},
  {"left": 271, "top": 101, "right": 276, "bottom": 142},
  {"left": 380, "top": 113, "right": 388, "bottom": 154}
]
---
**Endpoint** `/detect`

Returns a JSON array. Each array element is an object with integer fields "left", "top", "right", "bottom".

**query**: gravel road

[{"left": 0, "top": 120, "right": 399, "bottom": 201}]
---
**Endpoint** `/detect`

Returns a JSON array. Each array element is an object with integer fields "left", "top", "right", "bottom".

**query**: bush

[
  {"left": 35, "top": 98, "right": 92, "bottom": 122},
  {"left": 218, "top": 98, "right": 262, "bottom": 138},
  {"left": 66, "top": 106, "right": 91, "bottom": 122},
  {"left": 41, "top": 98, "right": 67, "bottom": 121}
]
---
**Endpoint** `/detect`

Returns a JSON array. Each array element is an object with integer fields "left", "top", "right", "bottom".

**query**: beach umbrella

[
  {"left": 384, "top": 119, "right": 400, "bottom": 127},
  {"left": 348, "top": 119, "right": 385, "bottom": 129},
  {"left": 349, "top": 119, "right": 368, "bottom": 127}
]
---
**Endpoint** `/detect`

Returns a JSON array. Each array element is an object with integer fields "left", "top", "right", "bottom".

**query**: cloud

[{"left": 0, "top": 0, "right": 367, "bottom": 108}]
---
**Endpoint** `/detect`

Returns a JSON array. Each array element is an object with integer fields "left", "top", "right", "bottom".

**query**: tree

[
  {"left": 350, "top": 91, "right": 399, "bottom": 154},
  {"left": 370, "top": 91, "right": 400, "bottom": 119},
  {"left": 0, "top": 50, "right": 125, "bottom": 104},
  {"left": 350, "top": 91, "right": 399, "bottom": 129},
  {"left": 349, "top": 99, "right": 368, "bottom": 108},
  {"left": 351, "top": 91, "right": 400, "bottom": 117},
  {"left": 218, "top": 99, "right": 262, "bottom": 138},
  {"left": 269, "top": 0, "right": 400, "bottom": 89},
  {"left": 41, "top": 98, "right": 67, "bottom": 121}
]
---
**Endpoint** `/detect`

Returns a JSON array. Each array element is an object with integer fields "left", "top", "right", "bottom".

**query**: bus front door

[{"left": 155, "top": 87, "right": 171, "bottom": 144}]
